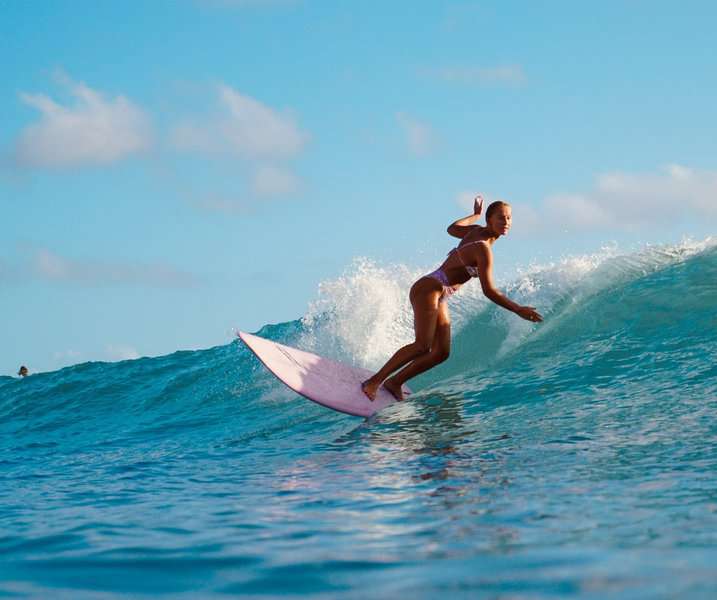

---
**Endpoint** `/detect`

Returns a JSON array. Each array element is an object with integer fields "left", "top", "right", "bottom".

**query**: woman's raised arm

[{"left": 447, "top": 195, "right": 485, "bottom": 238}]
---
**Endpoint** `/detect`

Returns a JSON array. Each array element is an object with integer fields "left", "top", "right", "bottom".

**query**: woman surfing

[{"left": 361, "top": 196, "right": 543, "bottom": 401}]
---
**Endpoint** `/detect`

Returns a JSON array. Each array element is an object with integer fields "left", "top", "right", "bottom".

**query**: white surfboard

[{"left": 238, "top": 331, "right": 410, "bottom": 417}]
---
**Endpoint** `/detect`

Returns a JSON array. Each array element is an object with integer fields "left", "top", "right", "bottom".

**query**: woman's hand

[
  {"left": 516, "top": 306, "right": 543, "bottom": 323},
  {"left": 473, "top": 194, "right": 484, "bottom": 216}
]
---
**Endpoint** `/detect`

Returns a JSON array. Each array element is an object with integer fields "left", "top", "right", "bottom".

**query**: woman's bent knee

[
  {"left": 412, "top": 341, "right": 432, "bottom": 355},
  {"left": 432, "top": 349, "right": 450, "bottom": 364}
]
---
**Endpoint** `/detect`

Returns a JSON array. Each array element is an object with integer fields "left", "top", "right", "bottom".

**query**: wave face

[{"left": 2, "top": 239, "right": 717, "bottom": 598}]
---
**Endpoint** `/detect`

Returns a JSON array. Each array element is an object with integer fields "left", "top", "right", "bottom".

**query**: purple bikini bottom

[{"left": 425, "top": 269, "right": 460, "bottom": 303}]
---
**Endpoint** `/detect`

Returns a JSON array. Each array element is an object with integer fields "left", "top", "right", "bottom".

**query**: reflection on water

[{"left": 2, "top": 243, "right": 717, "bottom": 597}]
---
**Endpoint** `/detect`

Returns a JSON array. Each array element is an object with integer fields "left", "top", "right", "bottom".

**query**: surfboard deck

[{"left": 238, "top": 331, "right": 410, "bottom": 417}]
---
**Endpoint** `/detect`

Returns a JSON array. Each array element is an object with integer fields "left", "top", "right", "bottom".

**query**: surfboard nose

[{"left": 239, "top": 331, "right": 405, "bottom": 417}]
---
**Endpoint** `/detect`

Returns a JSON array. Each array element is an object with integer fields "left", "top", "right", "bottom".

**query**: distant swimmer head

[
  {"left": 485, "top": 201, "right": 512, "bottom": 237},
  {"left": 18, "top": 365, "right": 29, "bottom": 377}
]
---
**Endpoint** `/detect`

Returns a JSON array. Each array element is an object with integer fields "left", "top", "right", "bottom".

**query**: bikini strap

[
  {"left": 450, "top": 239, "right": 486, "bottom": 269},
  {"left": 457, "top": 240, "right": 485, "bottom": 249}
]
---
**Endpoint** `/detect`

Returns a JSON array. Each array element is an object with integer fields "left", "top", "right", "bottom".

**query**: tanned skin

[{"left": 362, "top": 196, "right": 542, "bottom": 401}]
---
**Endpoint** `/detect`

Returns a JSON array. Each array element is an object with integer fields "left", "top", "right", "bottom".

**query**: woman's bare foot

[
  {"left": 361, "top": 378, "right": 381, "bottom": 401},
  {"left": 383, "top": 377, "right": 405, "bottom": 401}
]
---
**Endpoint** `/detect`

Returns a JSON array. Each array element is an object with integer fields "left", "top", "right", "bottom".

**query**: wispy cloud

[
  {"left": 11, "top": 73, "right": 152, "bottom": 169},
  {"left": 252, "top": 165, "right": 301, "bottom": 196},
  {"left": 396, "top": 112, "right": 437, "bottom": 157},
  {"left": 422, "top": 65, "right": 527, "bottom": 86},
  {"left": 105, "top": 345, "right": 141, "bottom": 361},
  {"left": 23, "top": 248, "right": 201, "bottom": 288},
  {"left": 171, "top": 83, "right": 306, "bottom": 206},
  {"left": 466, "top": 164, "right": 717, "bottom": 236},
  {"left": 171, "top": 84, "right": 307, "bottom": 160},
  {"left": 545, "top": 164, "right": 717, "bottom": 231}
]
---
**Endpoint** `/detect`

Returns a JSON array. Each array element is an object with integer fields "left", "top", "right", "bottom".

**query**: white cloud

[
  {"left": 105, "top": 345, "right": 141, "bottom": 361},
  {"left": 252, "top": 165, "right": 301, "bottom": 196},
  {"left": 28, "top": 248, "right": 200, "bottom": 288},
  {"left": 171, "top": 84, "right": 306, "bottom": 205},
  {"left": 396, "top": 112, "right": 436, "bottom": 157},
  {"left": 423, "top": 65, "right": 526, "bottom": 86},
  {"left": 171, "top": 84, "right": 307, "bottom": 160},
  {"left": 515, "top": 164, "right": 717, "bottom": 236},
  {"left": 12, "top": 74, "right": 152, "bottom": 168}
]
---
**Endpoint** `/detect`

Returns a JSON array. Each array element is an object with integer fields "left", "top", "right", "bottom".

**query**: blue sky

[{"left": 2, "top": 0, "right": 716, "bottom": 375}]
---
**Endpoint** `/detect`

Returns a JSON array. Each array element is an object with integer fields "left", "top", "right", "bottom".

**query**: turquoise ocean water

[{"left": 2, "top": 239, "right": 716, "bottom": 598}]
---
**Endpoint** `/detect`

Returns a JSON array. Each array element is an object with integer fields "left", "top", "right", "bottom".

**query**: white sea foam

[
  {"left": 300, "top": 258, "right": 419, "bottom": 368},
  {"left": 299, "top": 237, "right": 716, "bottom": 370},
  {"left": 494, "top": 236, "right": 715, "bottom": 359}
]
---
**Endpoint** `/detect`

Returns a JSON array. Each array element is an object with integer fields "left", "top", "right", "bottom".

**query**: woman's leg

[
  {"left": 361, "top": 279, "right": 441, "bottom": 401},
  {"left": 384, "top": 299, "right": 451, "bottom": 400}
]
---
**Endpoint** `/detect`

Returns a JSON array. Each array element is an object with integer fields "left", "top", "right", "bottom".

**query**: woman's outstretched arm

[
  {"left": 447, "top": 195, "right": 485, "bottom": 238},
  {"left": 475, "top": 243, "right": 543, "bottom": 323}
]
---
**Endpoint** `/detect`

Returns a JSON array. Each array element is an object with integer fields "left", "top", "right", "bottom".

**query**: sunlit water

[{"left": 2, "top": 240, "right": 716, "bottom": 598}]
